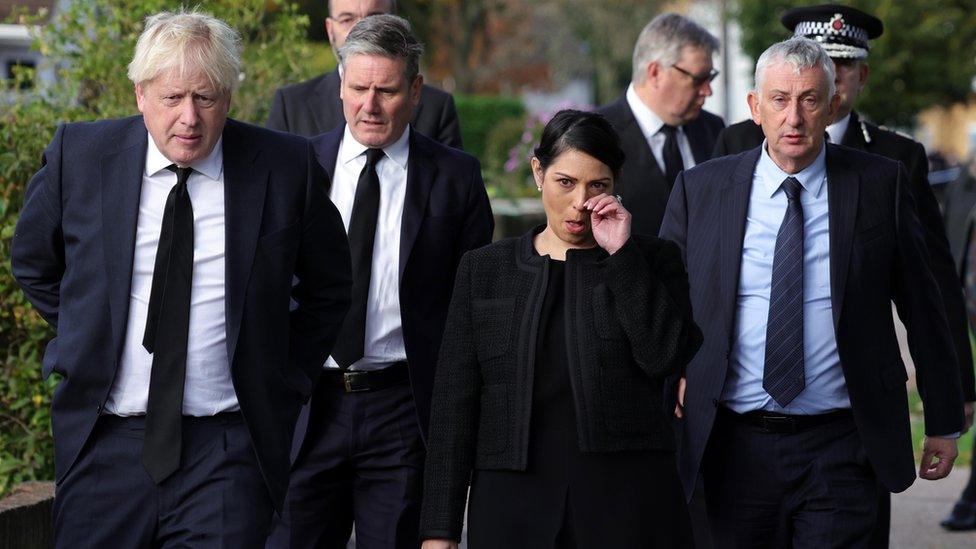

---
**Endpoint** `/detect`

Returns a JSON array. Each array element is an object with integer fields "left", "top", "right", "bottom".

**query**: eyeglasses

[{"left": 671, "top": 65, "right": 720, "bottom": 87}]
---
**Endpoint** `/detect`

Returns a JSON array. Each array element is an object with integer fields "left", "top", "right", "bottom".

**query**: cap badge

[{"left": 830, "top": 13, "right": 844, "bottom": 32}]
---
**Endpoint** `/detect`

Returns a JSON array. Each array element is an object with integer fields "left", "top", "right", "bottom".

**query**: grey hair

[
  {"left": 338, "top": 14, "right": 423, "bottom": 82},
  {"left": 754, "top": 37, "right": 836, "bottom": 98},
  {"left": 128, "top": 9, "right": 242, "bottom": 94},
  {"left": 632, "top": 13, "right": 720, "bottom": 85}
]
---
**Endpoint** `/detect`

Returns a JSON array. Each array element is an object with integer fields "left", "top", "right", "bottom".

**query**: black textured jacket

[{"left": 419, "top": 228, "right": 703, "bottom": 540}]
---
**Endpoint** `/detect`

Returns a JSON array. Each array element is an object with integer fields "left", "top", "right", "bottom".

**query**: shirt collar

[
  {"left": 826, "top": 112, "right": 851, "bottom": 145},
  {"left": 757, "top": 140, "right": 827, "bottom": 199},
  {"left": 626, "top": 83, "right": 675, "bottom": 140},
  {"left": 144, "top": 131, "right": 224, "bottom": 181},
  {"left": 338, "top": 124, "right": 411, "bottom": 170}
]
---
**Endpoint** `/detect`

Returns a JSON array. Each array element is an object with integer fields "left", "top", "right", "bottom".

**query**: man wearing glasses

[
  {"left": 598, "top": 12, "right": 724, "bottom": 236},
  {"left": 266, "top": 0, "right": 462, "bottom": 149}
]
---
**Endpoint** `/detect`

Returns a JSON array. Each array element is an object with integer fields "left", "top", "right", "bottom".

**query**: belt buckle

[
  {"left": 761, "top": 415, "right": 795, "bottom": 433},
  {"left": 343, "top": 372, "right": 370, "bottom": 393}
]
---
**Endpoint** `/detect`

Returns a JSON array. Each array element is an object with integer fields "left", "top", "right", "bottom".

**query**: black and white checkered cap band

[{"left": 794, "top": 20, "right": 869, "bottom": 45}]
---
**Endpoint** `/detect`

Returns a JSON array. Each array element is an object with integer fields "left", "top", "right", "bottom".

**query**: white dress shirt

[
  {"left": 106, "top": 134, "right": 238, "bottom": 416},
  {"left": 722, "top": 143, "right": 851, "bottom": 414},
  {"left": 626, "top": 84, "right": 697, "bottom": 173},
  {"left": 324, "top": 125, "right": 410, "bottom": 371},
  {"left": 827, "top": 112, "right": 851, "bottom": 144}
]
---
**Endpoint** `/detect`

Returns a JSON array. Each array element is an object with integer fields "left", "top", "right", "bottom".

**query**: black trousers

[
  {"left": 54, "top": 412, "right": 272, "bottom": 548},
  {"left": 267, "top": 379, "right": 425, "bottom": 549},
  {"left": 701, "top": 410, "right": 882, "bottom": 549}
]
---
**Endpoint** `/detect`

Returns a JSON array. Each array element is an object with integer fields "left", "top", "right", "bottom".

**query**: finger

[
  {"left": 593, "top": 197, "right": 625, "bottom": 218},
  {"left": 674, "top": 403, "right": 684, "bottom": 418},
  {"left": 678, "top": 377, "right": 687, "bottom": 407},
  {"left": 583, "top": 193, "right": 611, "bottom": 210},
  {"left": 918, "top": 448, "right": 934, "bottom": 478},
  {"left": 588, "top": 195, "right": 618, "bottom": 215}
]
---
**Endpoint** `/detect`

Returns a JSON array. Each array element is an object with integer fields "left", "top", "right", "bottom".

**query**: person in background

[
  {"left": 598, "top": 12, "right": 725, "bottom": 237},
  {"left": 266, "top": 0, "right": 463, "bottom": 149},
  {"left": 420, "top": 109, "right": 702, "bottom": 549}
]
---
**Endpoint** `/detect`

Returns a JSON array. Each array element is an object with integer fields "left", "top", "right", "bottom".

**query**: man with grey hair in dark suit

[
  {"left": 598, "top": 12, "right": 725, "bottom": 237},
  {"left": 266, "top": 0, "right": 463, "bottom": 149}
]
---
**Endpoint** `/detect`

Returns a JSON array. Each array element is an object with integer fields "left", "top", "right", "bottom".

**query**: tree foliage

[
  {"left": 0, "top": 0, "right": 322, "bottom": 496},
  {"left": 734, "top": 0, "right": 976, "bottom": 128}
]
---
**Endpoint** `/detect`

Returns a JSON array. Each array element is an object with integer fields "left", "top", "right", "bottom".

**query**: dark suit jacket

[
  {"left": 11, "top": 116, "right": 352, "bottom": 511},
  {"left": 419, "top": 229, "right": 701, "bottom": 540},
  {"left": 712, "top": 113, "right": 975, "bottom": 401},
  {"left": 660, "top": 145, "right": 965, "bottom": 499},
  {"left": 267, "top": 69, "right": 463, "bottom": 149},
  {"left": 597, "top": 96, "right": 725, "bottom": 237},
  {"left": 305, "top": 126, "right": 493, "bottom": 443}
]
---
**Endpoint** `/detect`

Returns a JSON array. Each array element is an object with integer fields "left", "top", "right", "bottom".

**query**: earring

[{"left": 536, "top": 185, "right": 542, "bottom": 191}]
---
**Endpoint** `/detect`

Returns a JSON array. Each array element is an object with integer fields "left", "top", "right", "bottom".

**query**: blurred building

[
  {"left": 0, "top": 0, "right": 55, "bottom": 88},
  {"left": 918, "top": 97, "right": 976, "bottom": 164}
]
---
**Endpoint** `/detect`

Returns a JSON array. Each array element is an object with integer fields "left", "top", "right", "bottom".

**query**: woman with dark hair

[{"left": 419, "top": 109, "right": 702, "bottom": 548}]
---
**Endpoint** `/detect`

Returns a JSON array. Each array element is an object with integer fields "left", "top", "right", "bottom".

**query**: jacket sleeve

[
  {"left": 289, "top": 140, "right": 352, "bottom": 383},
  {"left": 600, "top": 236, "right": 703, "bottom": 379},
  {"left": 903, "top": 141, "right": 975, "bottom": 402},
  {"left": 457, "top": 157, "right": 493, "bottom": 253},
  {"left": 891, "top": 162, "right": 965, "bottom": 436},
  {"left": 265, "top": 87, "right": 289, "bottom": 132},
  {"left": 436, "top": 93, "right": 464, "bottom": 150},
  {"left": 419, "top": 252, "right": 481, "bottom": 541},
  {"left": 11, "top": 124, "right": 67, "bottom": 330}
]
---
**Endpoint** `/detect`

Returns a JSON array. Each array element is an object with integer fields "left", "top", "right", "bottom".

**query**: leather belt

[
  {"left": 324, "top": 361, "right": 409, "bottom": 393},
  {"left": 718, "top": 406, "right": 852, "bottom": 434}
]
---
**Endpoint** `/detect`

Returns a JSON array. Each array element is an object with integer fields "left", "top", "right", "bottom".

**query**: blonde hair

[{"left": 127, "top": 9, "right": 242, "bottom": 93}]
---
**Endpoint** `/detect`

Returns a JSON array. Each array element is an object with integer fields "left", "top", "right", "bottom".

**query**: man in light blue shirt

[{"left": 661, "top": 37, "right": 965, "bottom": 547}]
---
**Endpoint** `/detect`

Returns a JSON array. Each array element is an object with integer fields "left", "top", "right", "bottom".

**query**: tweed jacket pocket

[
  {"left": 477, "top": 384, "right": 511, "bottom": 454},
  {"left": 472, "top": 297, "right": 517, "bottom": 361}
]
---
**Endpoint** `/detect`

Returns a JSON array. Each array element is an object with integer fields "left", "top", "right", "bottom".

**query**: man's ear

[
  {"left": 747, "top": 91, "right": 761, "bottom": 125},
  {"left": 858, "top": 61, "right": 870, "bottom": 90},
  {"left": 410, "top": 74, "right": 423, "bottom": 105}
]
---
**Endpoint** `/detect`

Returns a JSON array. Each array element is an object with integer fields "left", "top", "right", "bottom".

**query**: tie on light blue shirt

[{"left": 722, "top": 143, "right": 852, "bottom": 414}]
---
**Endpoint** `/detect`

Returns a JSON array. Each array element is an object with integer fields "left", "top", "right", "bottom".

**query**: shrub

[{"left": 0, "top": 0, "right": 323, "bottom": 497}]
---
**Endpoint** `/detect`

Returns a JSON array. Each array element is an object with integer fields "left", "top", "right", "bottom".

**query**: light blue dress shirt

[{"left": 722, "top": 143, "right": 852, "bottom": 414}]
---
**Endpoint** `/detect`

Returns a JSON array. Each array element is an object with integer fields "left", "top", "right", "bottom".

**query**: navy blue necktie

[
  {"left": 331, "top": 148, "right": 384, "bottom": 368},
  {"left": 763, "top": 176, "right": 805, "bottom": 407},
  {"left": 142, "top": 164, "right": 194, "bottom": 483}
]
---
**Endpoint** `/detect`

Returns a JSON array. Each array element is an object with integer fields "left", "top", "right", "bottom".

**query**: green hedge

[
  {"left": 454, "top": 94, "right": 525, "bottom": 168},
  {"left": 0, "top": 0, "right": 323, "bottom": 497}
]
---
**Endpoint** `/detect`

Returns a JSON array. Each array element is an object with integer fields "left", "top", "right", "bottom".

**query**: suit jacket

[
  {"left": 11, "top": 116, "right": 352, "bottom": 512},
  {"left": 304, "top": 126, "right": 493, "bottom": 444},
  {"left": 943, "top": 170, "right": 976, "bottom": 276},
  {"left": 712, "top": 113, "right": 975, "bottom": 401},
  {"left": 597, "top": 96, "right": 725, "bottom": 237},
  {"left": 266, "top": 69, "right": 463, "bottom": 149},
  {"left": 659, "top": 145, "right": 965, "bottom": 499}
]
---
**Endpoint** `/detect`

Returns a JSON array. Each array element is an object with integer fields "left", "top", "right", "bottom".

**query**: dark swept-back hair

[{"left": 534, "top": 110, "right": 625, "bottom": 178}]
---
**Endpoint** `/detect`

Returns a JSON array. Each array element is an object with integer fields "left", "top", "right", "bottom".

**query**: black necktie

[
  {"left": 142, "top": 164, "right": 194, "bottom": 484},
  {"left": 331, "top": 148, "right": 384, "bottom": 369},
  {"left": 763, "top": 176, "right": 805, "bottom": 407},
  {"left": 661, "top": 124, "right": 684, "bottom": 189}
]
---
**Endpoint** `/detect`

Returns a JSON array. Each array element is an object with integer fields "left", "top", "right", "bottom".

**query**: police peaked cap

[{"left": 781, "top": 4, "right": 884, "bottom": 59}]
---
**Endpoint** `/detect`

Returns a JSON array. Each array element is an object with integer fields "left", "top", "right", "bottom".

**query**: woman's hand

[
  {"left": 586, "top": 193, "right": 631, "bottom": 255},
  {"left": 422, "top": 539, "right": 459, "bottom": 549}
]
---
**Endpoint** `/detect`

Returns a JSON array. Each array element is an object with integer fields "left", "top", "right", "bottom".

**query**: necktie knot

[
  {"left": 365, "top": 148, "right": 384, "bottom": 166},
  {"left": 660, "top": 124, "right": 679, "bottom": 138},
  {"left": 166, "top": 164, "right": 193, "bottom": 194},
  {"left": 782, "top": 176, "right": 802, "bottom": 201}
]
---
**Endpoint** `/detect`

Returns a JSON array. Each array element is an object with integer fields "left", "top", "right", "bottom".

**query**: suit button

[{"left": 711, "top": 398, "right": 719, "bottom": 407}]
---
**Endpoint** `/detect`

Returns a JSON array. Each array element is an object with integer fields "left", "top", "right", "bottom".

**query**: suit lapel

[
  {"left": 312, "top": 70, "right": 344, "bottom": 134},
  {"left": 719, "top": 148, "right": 759, "bottom": 346},
  {"left": 399, "top": 130, "right": 436, "bottom": 280},
  {"left": 312, "top": 126, "right": 343, "bottom": 192},
  {"left": 223, "top": 120, "right": 270, "bottom": 366},
  {"left": 101, "top": 119, "right": 149, "bottom": 362},
  {"left": 826, "top": 145, "right": 858, "bottom": 328}
]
